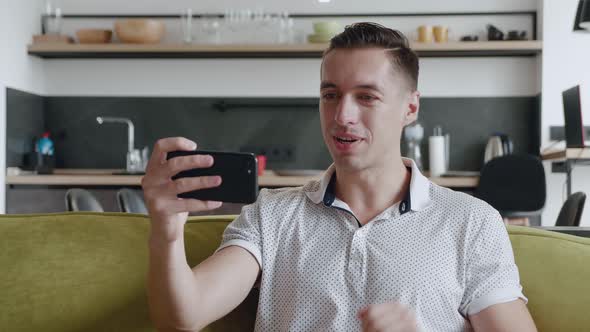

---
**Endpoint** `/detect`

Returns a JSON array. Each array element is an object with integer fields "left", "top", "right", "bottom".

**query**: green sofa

[{"left": 1, "top": 212, "right": 589, "bottom": 331}]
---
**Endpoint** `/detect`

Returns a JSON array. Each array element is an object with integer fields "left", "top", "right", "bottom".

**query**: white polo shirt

[{"left": 216, "top": 158, "right": 526, "bottom": 331}]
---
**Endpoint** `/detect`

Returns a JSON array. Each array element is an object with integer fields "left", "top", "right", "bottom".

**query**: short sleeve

[
  {"left": 215, "top": 199, "right": 263, "bottom": 270},
  {"left": 460, "top": 210, "right": 527, "bottom": 316}
]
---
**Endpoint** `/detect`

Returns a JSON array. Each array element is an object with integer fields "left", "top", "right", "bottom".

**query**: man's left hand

[{"left": 358, "top": 302, "right": 417, "bottom": 332}]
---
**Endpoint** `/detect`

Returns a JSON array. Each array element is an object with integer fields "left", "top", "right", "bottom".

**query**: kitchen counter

[{"left": 5, "top": 168, "right": 479, "bottom": 188}]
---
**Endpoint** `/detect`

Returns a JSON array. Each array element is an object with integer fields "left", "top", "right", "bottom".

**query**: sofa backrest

[
  {"left": 0, "top": 212, "right": 252, "bottom": 332},
  {"left": 1, "top": 212, "right": 589, "bottom": 331}
]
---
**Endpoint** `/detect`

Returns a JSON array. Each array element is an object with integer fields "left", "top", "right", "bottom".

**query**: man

[{"left": 143, "top": 23, "right": 537, "bottom": 331}]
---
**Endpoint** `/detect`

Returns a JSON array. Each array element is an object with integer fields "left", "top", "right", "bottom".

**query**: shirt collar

[{"left": 305, "top": 158, "right": 432, "bottom": 213}]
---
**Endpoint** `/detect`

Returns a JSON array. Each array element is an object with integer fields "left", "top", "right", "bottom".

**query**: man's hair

[{"left": 324, "top": 22, "right": 419, "bottom": 92}]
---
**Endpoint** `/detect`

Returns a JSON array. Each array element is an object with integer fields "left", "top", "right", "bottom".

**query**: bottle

[
  {"left": 428, "top": 126, "right": 446, "bottom": 177},
  {"left": 36, "top": 132, "right": 54, "bottom": 156}
]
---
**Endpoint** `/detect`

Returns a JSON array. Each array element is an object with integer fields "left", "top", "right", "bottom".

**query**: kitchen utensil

[
  {"left": 308, "top": 21, "right": 341, "bottom": 43},
  {"left": 486, "top": 24, "right": 505, "bottom": 41},
  {"left": 460, "top": 35, "right": 479, "bottom": 41},
  {"left": 484, "top": 133, "right": 513, "bottom": 164},
  {"left": 198, "top": 14, "right": 221, "bottom": 44},
  {"left": 429, "top": 126, "right": 447, "bottom": 177},
  {"left": 433, "top": 25, "right": 449, "bottom": 43},
  {"left": 114, "top": 19, "right": 165, "bottom": 43},
  {"left": 499, "top": 134, "right": 514, "bottom": 154},
  {"left": 76, "top": 29, "right": 113, "bottom": 43},
  {"left": 180, "top": 8, "right": 193, "bottom": 43},
  {"left": 417, "top": 25, "right": 433, "bottom": 43},
  {"left": 307, "top": 34, "right": 333, "bottom": 43},
  {"left": 44, "top": 6, "right": 62, "bottom": 35},
  {"left": 403, "top": 121, "right": 424, "bottom": 170},
  {"left": 506, "top": 30, "right": 527, "bottom": 40},
  {"left": 312, "top": 21, "right": 341, "bottom": 35},
  {"left": 445, "top": 133, "right": 450, "bottom": 171},
  {"left": 484, "top": 136, "right": 503, "bottom": 163},
  {"left": 256, "top": 155, "right": 267, "bottom": 175}
]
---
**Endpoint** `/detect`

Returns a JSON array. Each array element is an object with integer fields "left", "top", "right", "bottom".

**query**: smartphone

[{"left": 166, "top": 150, "right": 258, "bottom": 204}]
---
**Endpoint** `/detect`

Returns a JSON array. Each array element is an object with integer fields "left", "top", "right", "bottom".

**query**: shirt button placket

[{"left": 349, "top": 230, "right": 366, "bottom": 282}]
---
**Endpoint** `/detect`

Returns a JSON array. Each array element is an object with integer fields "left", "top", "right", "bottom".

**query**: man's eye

[
  {"left": 358, "top": 95, "right": 376, "bottom": 102},
  {"left": 322, "top": 93, "right": 337, "bottom": 100}
]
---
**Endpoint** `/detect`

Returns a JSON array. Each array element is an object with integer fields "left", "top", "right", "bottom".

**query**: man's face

[{"left": 320, "top": 48, "right": 419, "bottom": 172}]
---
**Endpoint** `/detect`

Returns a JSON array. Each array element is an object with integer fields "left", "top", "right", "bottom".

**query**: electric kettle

[{"left": 484, "top": 134, "right": 513, "bottom": 164}]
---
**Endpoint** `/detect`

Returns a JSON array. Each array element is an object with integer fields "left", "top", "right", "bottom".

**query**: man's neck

[{"left": 334, "top": 159, "right": 411, "bottom": 226}]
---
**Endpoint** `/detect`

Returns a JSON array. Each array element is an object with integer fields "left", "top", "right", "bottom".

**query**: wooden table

[
  {"left": 542, "top": 148, "right": 590, "bottom": 196},
  {"left": 6, "top": 168, "right": 479, "bottom": 189}
]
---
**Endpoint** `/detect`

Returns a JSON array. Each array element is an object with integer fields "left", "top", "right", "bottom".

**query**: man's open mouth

[{"left": 334, "top": 136, "right": 360, "bottom": 144}]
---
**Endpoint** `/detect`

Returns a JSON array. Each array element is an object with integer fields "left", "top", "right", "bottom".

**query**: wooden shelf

[
  {"left": 541, "top": 148, "right": 590, "bottom": 161},
  {"left": 6, "top": 169, "right": 479, "bottom": 188},
  {"left": 27, "top": 41, "right": 542, "bottom": 59}
]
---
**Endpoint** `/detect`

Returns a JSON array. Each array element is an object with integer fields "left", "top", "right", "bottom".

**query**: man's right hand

[{"left": 141, "top": 137, "right": 223, "bottom": 243}]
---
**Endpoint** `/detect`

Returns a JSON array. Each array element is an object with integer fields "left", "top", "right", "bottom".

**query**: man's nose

[{"left": 334, "top": 95, "right": 359, "bottom": 126}]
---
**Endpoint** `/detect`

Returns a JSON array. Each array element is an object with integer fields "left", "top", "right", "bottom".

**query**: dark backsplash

[
  {"left": 7, "top": 91, "right": 541, "bottom": 171},
  {"left": 6, "top": 88, "right": 45, "bottom": 168}
]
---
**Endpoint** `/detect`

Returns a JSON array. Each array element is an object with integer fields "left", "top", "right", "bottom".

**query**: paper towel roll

[{"left": 429, "top": 135, "right": 446, "bottom": 177}]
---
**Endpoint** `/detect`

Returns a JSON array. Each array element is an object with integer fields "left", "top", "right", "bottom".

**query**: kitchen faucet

[{"left": 96, "top": 116, "right": 147, "bottom": 173}]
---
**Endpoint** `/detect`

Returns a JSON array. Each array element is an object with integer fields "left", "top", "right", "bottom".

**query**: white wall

[
  {"left": 43, "top": 0, "right": 540, "bottom": 97},
  {"left": 0, "top": 0, "right": 46, "bottom": 213},
  {"left": 541, "top": 0, "right": 590, "bottom": 226},
  {"left": 51, "top": 0, "right": 538, "bottom": 15},
  {"left": 44, "top": 57, "right": 539, "bottom": 97}
]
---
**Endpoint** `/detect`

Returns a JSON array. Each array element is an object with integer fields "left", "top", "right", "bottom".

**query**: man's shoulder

[
  {"left": 257, "top": 178, "right": 319, "bottom": 204},
  {"left": 427, "top": 184, "right": 507, "bottom": 249},
  {"left": 428, "top": 182, "right": 500, "bottom": 220}
]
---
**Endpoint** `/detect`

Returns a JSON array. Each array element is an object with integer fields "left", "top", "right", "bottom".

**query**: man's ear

[{"left": 402, "top": 91, "right": 420, "bottom": 126}]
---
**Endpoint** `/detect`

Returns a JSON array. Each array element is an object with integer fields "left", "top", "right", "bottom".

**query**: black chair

[
  {"left": 117, "top": 188, "right": 148, "bottom": 214},
  {"left": 555, "top": 192, "right": 586, "bottom": 226},
  {"left": 65, "top": 188, "right": 104, "bottom": 212},
  {"left": 475, "top": 154, "right": 546, "bottom": 219}
]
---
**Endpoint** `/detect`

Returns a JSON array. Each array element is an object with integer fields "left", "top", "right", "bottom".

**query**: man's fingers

[
  {"left": 165, "top": 154, "right": 215, "bottom": 178},
  {"left": 143, "top": 175, "right": 222, "bottom": 215},
  {"left": 149, "top": 137, "right": 197, "bottom": 167},
  {"left": 169, "top": 175, "right": 222, "bottom": 195},
  {"left": 359, "top": 303, "right": 415, "bottom": 332},
  {"left": 365, "top": 304, "right": 393, "bottom": 322},
  {"left": 363, "top": 310, "right": 390, "bottom": 332}
]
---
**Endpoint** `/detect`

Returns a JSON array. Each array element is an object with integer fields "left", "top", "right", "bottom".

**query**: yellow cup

[
  {"left": 417, "top": 25, "right": 433, "bottom": 43},
  {"left": 433, "top": 26, "right": 449, "bottom": 43}
]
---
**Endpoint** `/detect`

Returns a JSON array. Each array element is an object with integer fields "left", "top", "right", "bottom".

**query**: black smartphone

[{"left": 166, "top": 150, "right": 258, "bottom": 204}]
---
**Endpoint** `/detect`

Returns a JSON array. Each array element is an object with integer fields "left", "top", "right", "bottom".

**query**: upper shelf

[{"left": 27, "top": 41, "right": 543, "bottom": 59}]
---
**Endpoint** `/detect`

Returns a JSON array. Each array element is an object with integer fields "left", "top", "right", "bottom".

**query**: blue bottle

[{"left": 36, "top": 132, "right": 54, "bottom": 156}]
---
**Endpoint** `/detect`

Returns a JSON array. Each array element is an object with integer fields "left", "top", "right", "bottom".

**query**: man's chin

[{"left": 333, "top": 156, "right": 366, "bottom": 172}]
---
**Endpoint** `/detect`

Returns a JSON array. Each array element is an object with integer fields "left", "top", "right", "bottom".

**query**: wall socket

[
  {"left": 240, "top": 145, "right": 296, "bottom": 163},
  {"left": 549, "top": 126, "right": 590, "bottom": 141}
]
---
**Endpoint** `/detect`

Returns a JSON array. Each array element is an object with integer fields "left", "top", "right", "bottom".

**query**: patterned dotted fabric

[{"left": 217, "top": 159, "right": 526, "bottom": 331}]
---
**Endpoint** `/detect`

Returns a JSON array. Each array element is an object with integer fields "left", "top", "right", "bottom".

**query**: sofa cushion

[{"left": 509, "top": 226, "right": 590, "bottom": 331}]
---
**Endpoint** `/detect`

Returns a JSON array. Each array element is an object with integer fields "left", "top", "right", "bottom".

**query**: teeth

[{"left": 336, "top": 136, "right": 358, "bottom": 143}]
